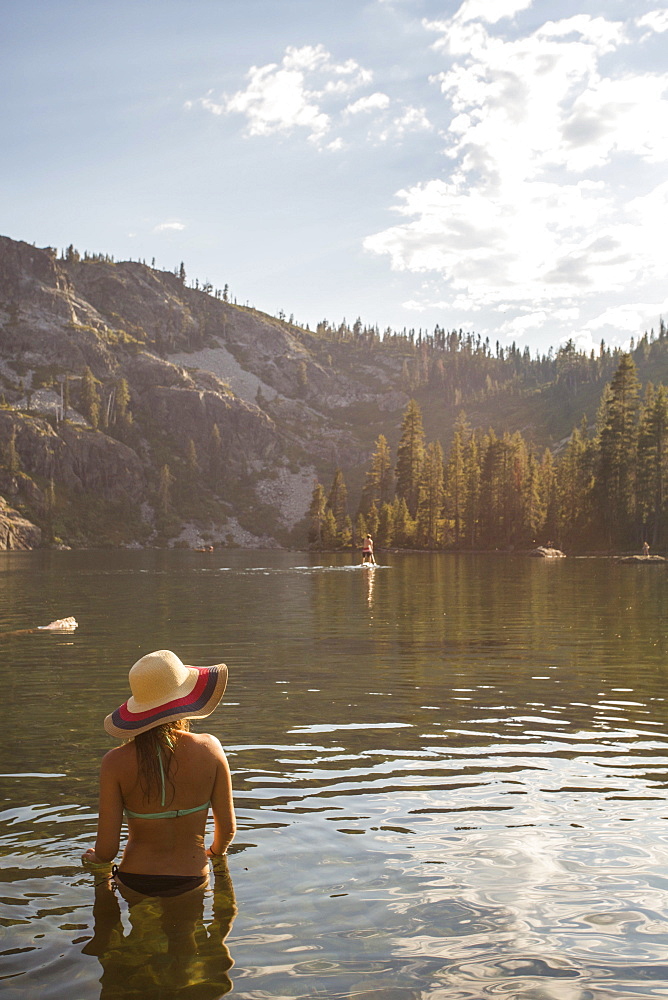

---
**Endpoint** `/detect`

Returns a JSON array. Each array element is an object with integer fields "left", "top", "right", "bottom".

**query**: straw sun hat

[{"left": 104, "top": 649, "right": 228, "bottom": 739}]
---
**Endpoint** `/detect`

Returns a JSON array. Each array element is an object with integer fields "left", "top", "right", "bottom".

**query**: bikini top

[{"left": 124, "top": 747, "right": 210, "bottom": 820}]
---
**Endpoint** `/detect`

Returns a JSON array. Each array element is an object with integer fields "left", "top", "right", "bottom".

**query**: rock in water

[{"left": 529, "top": 546, "right": 566, "bottom": 558}]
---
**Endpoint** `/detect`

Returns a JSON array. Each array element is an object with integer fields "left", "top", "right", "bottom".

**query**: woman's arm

[
  {"left": 82, "top": 749, "right": 124, "bottom": 865},
  {"left": 208, "top": 739, "right": 236, "bottom": 858}
]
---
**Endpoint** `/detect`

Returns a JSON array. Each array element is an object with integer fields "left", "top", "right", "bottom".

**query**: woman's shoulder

[
  {"left": 100, "top": 741, "right": 135, "bottom": 775},
  {"left": 180, "top": 730, "right": 225, "bottom": 756}
]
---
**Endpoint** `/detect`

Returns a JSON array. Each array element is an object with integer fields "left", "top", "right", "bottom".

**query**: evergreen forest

[{"left": 308, "top": 354, "right": 667, "bottom": 555}]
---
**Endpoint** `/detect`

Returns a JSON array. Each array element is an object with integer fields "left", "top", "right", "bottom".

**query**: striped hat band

[{"left": 104, "top": 649, "right": 228, "bottom": 739}]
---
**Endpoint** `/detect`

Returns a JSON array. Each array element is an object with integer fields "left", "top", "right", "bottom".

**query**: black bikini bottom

[{"left": 113, "top": 867, "right": 208, "bottom": 898}]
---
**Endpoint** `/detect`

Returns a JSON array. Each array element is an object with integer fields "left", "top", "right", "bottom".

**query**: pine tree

[
  {"left": 366, "top": 503, "right": 380, "bottom": 541},
  {"left": 556, "top": 420, "right": 594, "bottom": 549},
  {"left": 327, "top": 469, "right": 348, "bottom": 528},
  {"left": 416, "top": 440, "right": 444, "bottom": 547},
  {"left": 186, "top": 439, "right": 199, "bottom": 477},
  {"left": 321, "top": 507, "right": 338, "bottom": 549},
  {"left": 395, "top": 399, "right": 425, "bottom": 517},
  {"left": 377, "top": 502, "right": 394, "bottom": 549},
  {"left": 462, "top": 433, "right": 482, "bottom": 548},
  {"left": 308, "top": 482, "right": 327, "bottom": 548},
  {"left": 297, "top": 361, "right": 308, "bottom": 396},
  {"left": 594, "top": 353, "right": 640, "bottom": 546},
  {"left": 538, "top": 448, "right": 557, "bottom": 545},
  {"left": 391, "top": 496, "right": 414, "bottom": 547},
  {"left": 637, "top": 384, "right": 668, "bottom": 546},
  {"left": 115, "top": 377, "right": 132, "bottom": 427},
  {"left": 495, "top": 432, "right": 529, "bottom": 548},
  {"left": 354, "top": 512, "right": 367, "bottom": 548},
  {"left": 478, "top": 431, "right": 507, "bottom": 547},
  {"left": 359, "top": 434, "right": 393, "bottom": 514},
  {"left": 5, "top": 426, "right": 20, "bottom": 474},
  {"left": 81, "top": 367, "right": 101, "bottom": 429},
  {"left": 444, "top": 413, "right": 470, "bottom": 547}
]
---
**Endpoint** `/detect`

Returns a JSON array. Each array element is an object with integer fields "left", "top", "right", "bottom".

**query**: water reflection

[
  {"left": 2, "top": 551, "right": 668, "bottom": 998},
  {"left": 82, "top": 861, "right": 236, "bottom": 999},
  {"left": 364, "top": 565, "right": 376, "bottom": 607}
]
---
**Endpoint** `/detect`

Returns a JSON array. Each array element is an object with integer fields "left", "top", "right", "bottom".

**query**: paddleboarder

[{"left": 361, "top": 534, "right": 376, "bottom": 565}]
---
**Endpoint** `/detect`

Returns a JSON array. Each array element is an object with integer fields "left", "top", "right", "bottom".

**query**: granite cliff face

[
  {"left": 0, "top": 236, "right": 411, "bottom": 549},
  {"left": 0, "top": 497, "right": 41, "bottom": 550}
]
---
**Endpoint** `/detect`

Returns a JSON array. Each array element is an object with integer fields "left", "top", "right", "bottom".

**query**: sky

[{"left": 2, "top": 0, "right": 667, "bottom": 356}]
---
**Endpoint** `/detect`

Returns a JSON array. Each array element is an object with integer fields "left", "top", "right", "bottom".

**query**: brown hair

[{"left": 133, "top": 719, "right": 190, "bottom": 805}]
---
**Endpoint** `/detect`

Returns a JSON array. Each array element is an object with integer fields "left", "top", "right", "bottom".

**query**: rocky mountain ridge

[
  {"left": 0, "top": 236, "right": 413, "bottom": 548},
  {"left": 1, "top": 234, "right": 664, "bottom": 550}
]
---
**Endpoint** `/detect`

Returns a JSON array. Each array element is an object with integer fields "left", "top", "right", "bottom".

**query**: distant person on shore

[
  {"left": 82, "top": 649, "right": 235, "bottom": 901},
  {"left": 361, "top": 534, "right": 376, "bottom": 564},
  {"left": 643, "top": 541, "right": 650, "bottom": 557}
]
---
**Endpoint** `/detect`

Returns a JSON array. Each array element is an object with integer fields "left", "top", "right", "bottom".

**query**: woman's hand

[
  {"left": 81, "top": 848, "right": 112, "bottom": 869},
  {"left": 207, "top": 847, "right": 227, "bottom": 860},
  {"left": 207, "top": 846, "right": 229, "bottom": 873}
]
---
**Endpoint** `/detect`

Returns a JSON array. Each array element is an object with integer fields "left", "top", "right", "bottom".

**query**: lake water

[{"left": 2, "top": 549, "right": 668, "bottom": 1000}]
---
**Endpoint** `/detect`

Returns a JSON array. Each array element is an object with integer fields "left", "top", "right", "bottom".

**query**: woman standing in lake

[{"left": 82, "top": 649, "right": 235, "bottom": 898}]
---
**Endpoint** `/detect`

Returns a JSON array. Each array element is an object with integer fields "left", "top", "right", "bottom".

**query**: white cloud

[
  {"left": 536, "top": 14, "right": 624, "bottom": 51},
  {"left": 364, "top": 175, "right": 640, "bottom": 306},
  {"left": 224, "top": 51, "right": 331, "bottom": 140},
  {"left": 184, "top": 5, "right": 668, "bottom": 350},
  {"left": 500, "top": 311, "right": 548, "bottom": 334},
  {"left": 429, "top": 15, "right": 633, "bottom": 180},
  {"left": 637, "top": 9, "right": 668, "bottom": 34},
  {"left": 554, "top": 308, "right": 580, "bottom": 322},
  {"left": 191, "top": 44, "right": 431, "bottom": 150},
  {"left": 584, "top": 301, "right": 668, "bottom": 336},
  {"left": 364, "top": 5, "right": 668, "bottom": 343},
  {"left": 281, "top": 45, "right": 330, "bottom": 73},
  {"left": 567, "top": 329, "right": 599, "bottom": 354},
  {"left": 456, "top": 0, "right": 533, "bottom": 26},
  {"left": 192, "top": 44, "right": 374, "bottom": 146},
  {"left": 345, "top": 93, "right": 391, "bottom": 114},
  {"left": 153, "top": 221, "right": 186, "bottom": 233},
  {"left": 376, "top": 105, "right": 432, "bottom": 142}
]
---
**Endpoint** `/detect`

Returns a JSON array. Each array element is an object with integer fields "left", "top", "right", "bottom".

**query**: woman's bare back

[{"left": 104, "top": 732, "right": 233, "bottom": 875}]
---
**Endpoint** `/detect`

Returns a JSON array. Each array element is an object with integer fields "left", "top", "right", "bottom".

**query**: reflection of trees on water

[
  {"left": 82, "top": 861, "right": 237, "bottom": 999},
  {"left": 304, "top": 553, "right": 668, "bottom": 740}
]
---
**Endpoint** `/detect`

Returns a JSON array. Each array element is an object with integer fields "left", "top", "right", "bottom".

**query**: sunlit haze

[{"left": 2, "top": 0, "right": 667, "bottom": 354}]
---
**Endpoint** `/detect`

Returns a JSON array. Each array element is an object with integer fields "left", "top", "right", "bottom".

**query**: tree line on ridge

[{"left": 308, "top": 353, "right": 667, "bottom": 554}]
